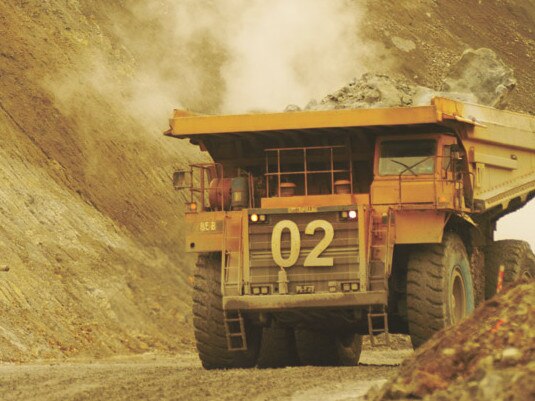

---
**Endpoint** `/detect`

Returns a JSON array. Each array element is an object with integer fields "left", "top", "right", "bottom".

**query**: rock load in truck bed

[
  {"left": 367, "top": 281, "right": 535, "bottom": 401},
  {"left": 294, "top": 48, "right": 516, "bottom": 112}
]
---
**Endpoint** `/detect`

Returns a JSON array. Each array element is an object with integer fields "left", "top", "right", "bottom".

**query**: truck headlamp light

[
  {"left": 188, "top": 202, "right": 198, "bottom": 212},
  {"left": 340, "top": 210, "right": 357, "bottom": 220},
  {"left": 250, "top": 214, "right": 266, "bottom": 223}
]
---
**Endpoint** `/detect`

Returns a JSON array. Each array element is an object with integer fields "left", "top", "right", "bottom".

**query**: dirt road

[{"left": 0, "top": 349, "right": 411, "bottom": 401}]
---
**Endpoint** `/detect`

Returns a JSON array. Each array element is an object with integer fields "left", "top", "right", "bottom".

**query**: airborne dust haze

[
  {"left": 55, "top": 0, "right": 379, "bottom": 119},
  {"left": 45, "top": 0, "right": 533, "bottom": 248},
  {"left": 116, "top": 0, "right": 380, "bottom": 115}
]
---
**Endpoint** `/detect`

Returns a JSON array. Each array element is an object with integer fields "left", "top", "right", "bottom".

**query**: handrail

[
  {"left": 265, "top": 169, "right": 350, "bottom": 176},
  {"left": 184, "top": 163, "right": 228, "bottom": 211},
  {"left": 265, "top": 145, "right": 353, "bottom": 197}
]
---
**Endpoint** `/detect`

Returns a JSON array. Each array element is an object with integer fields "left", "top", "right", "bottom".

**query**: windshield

[{"left": 379, "top": 140, "right": 436, "bottom": 176}]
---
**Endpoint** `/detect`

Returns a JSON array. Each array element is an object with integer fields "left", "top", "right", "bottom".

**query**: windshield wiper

[
  {"left": 393, "top": 156, "right": 433, "bottom": 177},
  {"left": 391, "top": 159, "right": 417, "bottom": 176}
]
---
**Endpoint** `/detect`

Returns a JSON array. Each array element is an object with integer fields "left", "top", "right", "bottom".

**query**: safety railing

[
  {"left": 264, "top": 145, "right": 354, "bottom": 197},
  {"left": 173, "top": 163, "right": 255, "bottom": 211},
  {"left": 173, "top": 163, "right": 225, "bottom": 211}
]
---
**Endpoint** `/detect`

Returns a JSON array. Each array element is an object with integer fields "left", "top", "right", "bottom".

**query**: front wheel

[
  {"left": 406, "top": 232, "right": 474, "bottom": 348},
  {"left": 192, "top": 255, "right": 261, "bottom": 369}
]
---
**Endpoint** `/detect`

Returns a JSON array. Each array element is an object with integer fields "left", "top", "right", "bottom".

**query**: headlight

[
  {"left": 340, "top": 210, "right": 357, "bottom": 220},
  {"left": 250, "top": 214, "right": 267, "bottom": 223}
]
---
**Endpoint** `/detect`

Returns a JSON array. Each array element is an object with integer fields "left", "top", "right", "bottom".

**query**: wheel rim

[{"left": 451, "top": 266, "right": 467, "bottom": 324}]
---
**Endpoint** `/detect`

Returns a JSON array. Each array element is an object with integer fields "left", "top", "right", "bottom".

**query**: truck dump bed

[{"left": 167, "top": 97, "right": 535, "bottom": 217}]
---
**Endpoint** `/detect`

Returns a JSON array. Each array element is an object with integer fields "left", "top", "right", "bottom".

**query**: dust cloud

[
  {"left": 218, "top": 0, "right": 376, "bottom": 113},
  {"left": 125, "top": 0, "right": 378, "bottom": 114},
  {"left": 48, "top": 0, "right": 379, "bottom": 119}
]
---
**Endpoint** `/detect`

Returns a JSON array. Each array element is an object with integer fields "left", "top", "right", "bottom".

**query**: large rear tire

[
  {"left": 192, "top": 255, "right": 261, "bottom": 369},
  {"left": 257, "top": 325, "right": 299, "bottom": 368},
  {"left": 407, "top": 232, "right": 475, "bottom": 348},
  {"left": 295, "top": 329, "right": 362, "bottom": 366},
  {"left": 484, "top": 240, "right": 535, "bottom": 299}
]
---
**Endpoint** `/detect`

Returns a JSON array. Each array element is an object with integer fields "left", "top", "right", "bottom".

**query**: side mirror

[
  {"left": 173, "top": 171, "right": 189, "bottom": 190},
  {"left": 450, "top": 144, "right": 463, "bottom": 160}
]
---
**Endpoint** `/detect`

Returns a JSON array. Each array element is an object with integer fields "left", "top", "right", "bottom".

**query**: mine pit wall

[
  {"left": 0, "top": 106, "right": 196, "bottom": 362},
  {"left": 0, "top": 1, "right": 204, "bottom": 361}
]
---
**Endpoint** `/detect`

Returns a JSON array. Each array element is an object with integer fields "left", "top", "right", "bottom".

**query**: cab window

[{"left": 379, "top": 140, "right": 436, "bottom": 176}]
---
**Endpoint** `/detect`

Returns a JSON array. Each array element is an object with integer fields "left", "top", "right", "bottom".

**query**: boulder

[{"left": 441, "top": 48, "right": 516, "bottom": 108}]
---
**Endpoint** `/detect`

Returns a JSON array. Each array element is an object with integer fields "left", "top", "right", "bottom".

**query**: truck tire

[
  {"left": 294, "top": 329, "right": 362, "bottom": 366},
  {"left": 484, "top": 240, "right": 535, "bottom": 299},
  {"left": 257, "top": 325, "right": 299, "bottom": 368},
  {"left": 336, "top": 332, "right": 363, "bottom": 366},
  {"left": 407, "top": 232, "right": 475, "bottom": 348},
  {"left": 192, "top": 255, "right": 261, "bottom": 369}
]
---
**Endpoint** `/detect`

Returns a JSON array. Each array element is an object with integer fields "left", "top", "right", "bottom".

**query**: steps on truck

[
  {"left": 223, "top": 311, "right": 248, "bottom": 351},
  {"left": 367, "top": 305, "right": 390, "bottom": 347}
]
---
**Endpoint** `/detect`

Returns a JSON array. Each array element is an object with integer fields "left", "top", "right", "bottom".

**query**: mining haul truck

[{"left": 165, "top": 97, "right": 535, "bottom": 369}]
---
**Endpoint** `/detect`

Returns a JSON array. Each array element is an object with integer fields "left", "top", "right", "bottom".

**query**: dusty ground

[{"left": 0, "top": 348, "right": 411, "bottom": 401}]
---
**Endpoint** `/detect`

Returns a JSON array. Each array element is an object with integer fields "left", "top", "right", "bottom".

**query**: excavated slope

[{"left": 0, "top": 1, "right": 201, "bottom": 361}]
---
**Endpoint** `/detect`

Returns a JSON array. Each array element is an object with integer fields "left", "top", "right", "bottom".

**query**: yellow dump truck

[{"left": 166, "top": 97, "right": 535, "bottom": 369}]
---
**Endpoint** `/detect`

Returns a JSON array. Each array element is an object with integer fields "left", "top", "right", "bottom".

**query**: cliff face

[{"left": 0, "top": 1, "right": 201, "bottom": 361}]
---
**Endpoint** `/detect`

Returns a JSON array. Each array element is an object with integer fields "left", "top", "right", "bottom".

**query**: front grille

[{"left": 248, "top": 212, "right": 360, "bottom": 293}]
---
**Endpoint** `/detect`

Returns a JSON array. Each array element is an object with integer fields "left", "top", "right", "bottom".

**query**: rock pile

[
  {"left": 304, "top": 73, "right": 428, "bottom": 110},
  {"left": 286, "top": 48, "right": 516, "bottom": 111},
  {"left": 366, "top": 282, "right": 535, "bottom": 401}
]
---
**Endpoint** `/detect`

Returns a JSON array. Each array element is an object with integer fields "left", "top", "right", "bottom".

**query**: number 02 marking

[
  {"left": 304, "top": 220, "right": 334, "bottom": 267},
  {"left": 271, "top": 220, "right": 334, "bottom": 268},
  {"left": 271, "top": 220, "right": 301, "bottom": 268}
]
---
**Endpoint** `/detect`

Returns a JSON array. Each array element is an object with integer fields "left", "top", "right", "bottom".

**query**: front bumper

[{"left": 223, "top": 290, "right": 387, "bottom": 311}]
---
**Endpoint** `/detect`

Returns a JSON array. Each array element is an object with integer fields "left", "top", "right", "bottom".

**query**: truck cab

[{"left": 372, "top": 134, "right": 462, "bottom": 208}]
